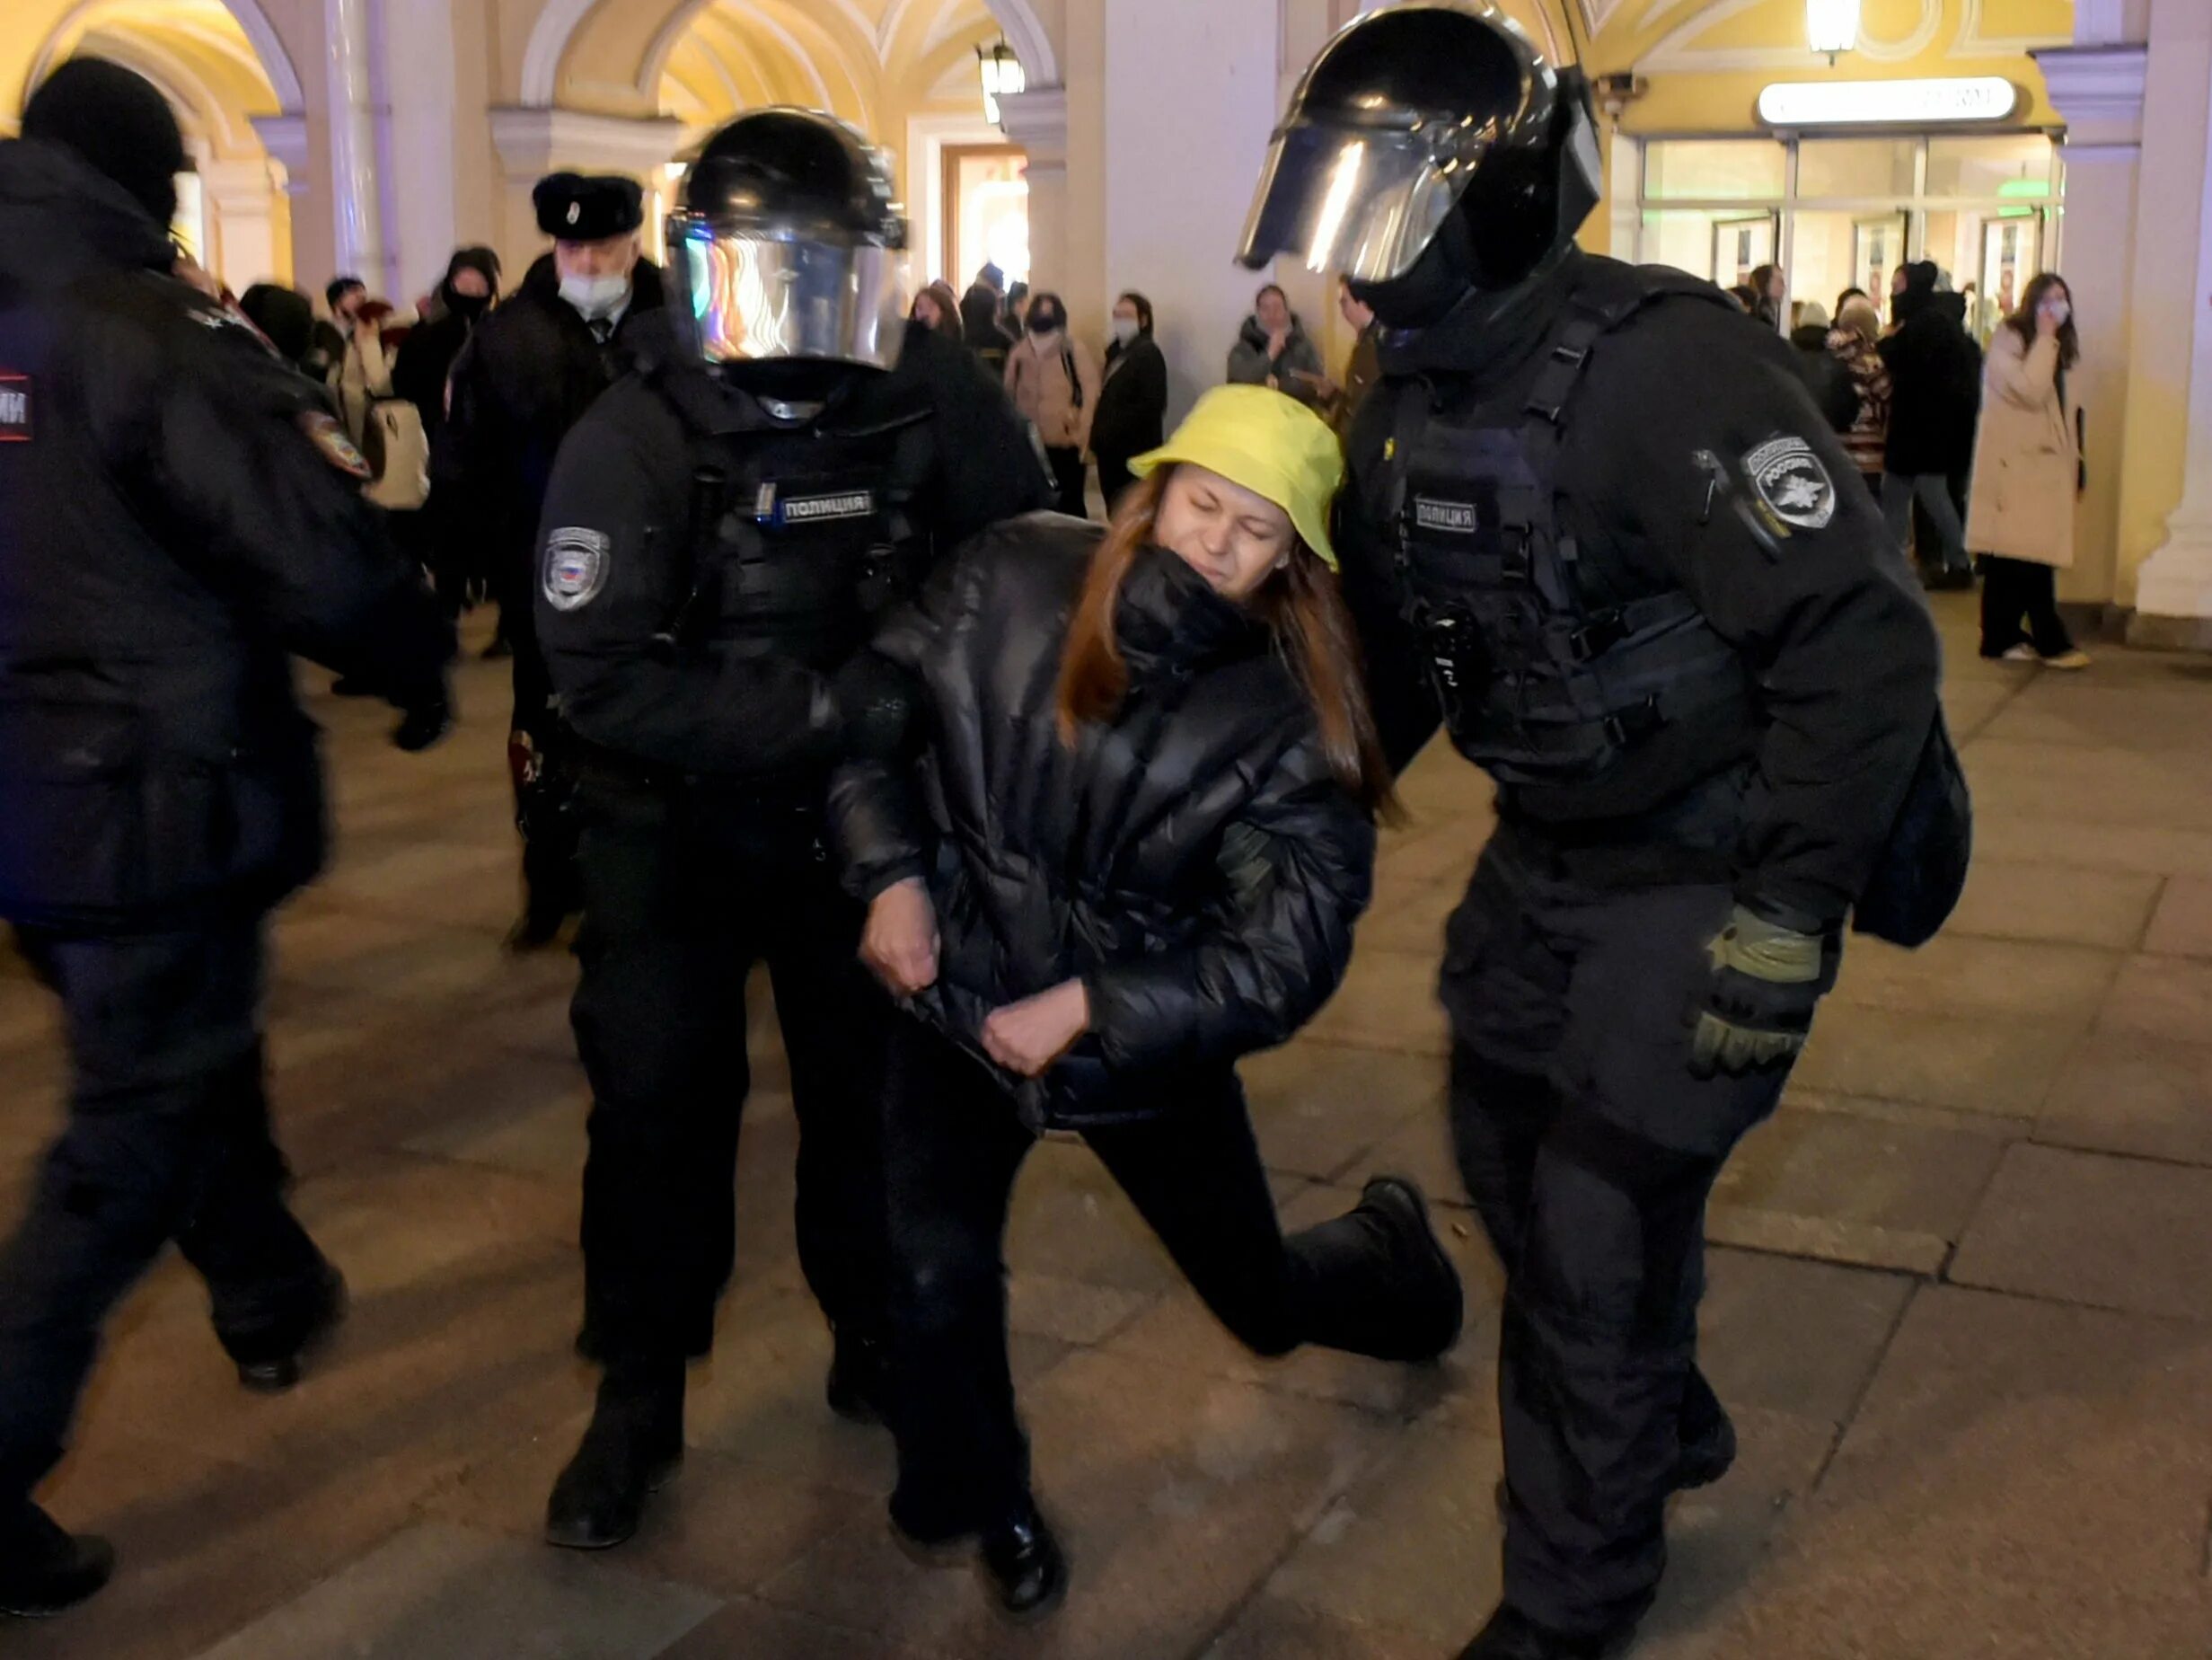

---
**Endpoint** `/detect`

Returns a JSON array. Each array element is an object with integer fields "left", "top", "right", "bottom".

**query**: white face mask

[
  {"left": 560, "top": 273, "right": 630, "bottom": 322},
  {"left": 2042, "top": 298, "right": 2071, "bottom": 326},
  {"left": 1111, "top": 315, "right": 1141, "bottom": 344}
]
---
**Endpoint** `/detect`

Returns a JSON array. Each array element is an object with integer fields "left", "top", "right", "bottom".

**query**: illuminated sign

[{"left": 1756, "top": 76, "right": 2020, "bottom": 128}]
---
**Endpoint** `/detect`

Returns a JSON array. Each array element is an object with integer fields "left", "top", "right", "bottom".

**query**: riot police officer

[
  {"left": 438, "top": 172, "right": 666, "bottom": 949},
  {"left": 533, "top": 108, "right": 1049, "bottom": 1551},
  {"left": 0, "top": 59, "right": 452, "bottom": 1615},
  {"left": 1239, "top": 8, "right": 1948, "bottom": 1656}
]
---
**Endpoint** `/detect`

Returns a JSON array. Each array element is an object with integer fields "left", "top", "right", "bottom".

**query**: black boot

[
  {"left": 233, "top": 1267, "right": 348, "bottom": 1393},
  {"left": 1458, "top": 1604, "right": 1633, "bottom": 1659},
  {"left": 824, "top": 1329, "right": 890, "bottom": 1426},
  {"left": 1674, "top": 1368, "right": 1737, "bottom": 1492},
  {"left": 504, "top": 905, "right": 568, "bottom": 954},
  {"left": 978, "top": 1504, "right": 1067, "bottom": 1622},
  {"left": 0, "top": 1504, "right": 115, "bottom": 1618},
  {"left": 544, "top": 1362, "right": 684, "bottom": 1550},
  {"left": 1355, "top": 1176, "right": 1465, "bottom": 1362}
]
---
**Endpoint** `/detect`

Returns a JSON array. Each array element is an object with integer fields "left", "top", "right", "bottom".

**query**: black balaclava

[
  {"left": 22, "top": 57, "right": 188, "bottom": 226},
  {"left": 239, "top": 283, "right": 315, "bottom": 366},
  {"left": 443, "top": 246, "right": 502, "bottom": 318}
]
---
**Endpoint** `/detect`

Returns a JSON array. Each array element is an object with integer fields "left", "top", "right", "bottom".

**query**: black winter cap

[
  {"left": 533, "top": 173, "right": 643, "bottom": 241},
  {"left": 22, "top": 57, "right": 188, "bottom": 227}
]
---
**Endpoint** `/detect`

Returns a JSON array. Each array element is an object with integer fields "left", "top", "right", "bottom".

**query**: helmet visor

[
  {"left": 668, "top": 217, "right": 906, "bottom": 372},
  {"left": 1237, "top": 123, "right": 1476, "bottom": 283}
]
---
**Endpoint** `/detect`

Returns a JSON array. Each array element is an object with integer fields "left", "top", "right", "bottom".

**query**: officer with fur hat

[
  {"left": 531, "top": 108, "right": 1047, "bottom": 1553},
  {"left": 0, "top": 57, "right": 451, "bottom": 1616},
  {"left": 1241, "top": 6, "right": 1950, "bottom": 1656},
  {"left": 436, "top": 171, "right": 666, "bottom": 949}
]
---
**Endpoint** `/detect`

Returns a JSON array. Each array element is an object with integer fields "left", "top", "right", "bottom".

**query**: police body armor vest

[
  {"left": 666, "top": 393, "right": 937, "bottom": 673},
  {"left": 1383, "top": 264, "right": 1753, "bottom": 792}
]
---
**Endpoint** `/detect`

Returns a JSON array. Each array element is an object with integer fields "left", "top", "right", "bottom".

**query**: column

[
  {"left": 324, "top": 0, "right": 386, "bottom": 288},
  {"left": 999, "top": 86, "right": 1069, "bottom": 305},
  {"left": 198, "top": 159, "right": 285, "bottom": 292},
  {"left": 2126, "top": 6, "right": 2212, "bottom": 645},
  {"left": 377, "top": 0, "right": 462, "bottom": 300},
  {"left": 1097, "top": 0, "right": 1285, "bottom": 429},
  {"left": 2033, "top": 42, "right": 2146, "bottom": 614},
  {"left": 251, "top": 113, "right": 327, "bottom": 289}
]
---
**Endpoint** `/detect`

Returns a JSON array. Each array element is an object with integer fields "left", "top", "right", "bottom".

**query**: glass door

[{"left": 1709, "top": 212, "right": 1778, "bottom": 290}]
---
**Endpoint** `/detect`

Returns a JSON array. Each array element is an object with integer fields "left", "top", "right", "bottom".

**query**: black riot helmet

[
  {"left": 1238, "top": 3, "right": 1602, "bottom": 328},
  {"left": 668, "top": 108, "right": 910, "bottom": 374}
]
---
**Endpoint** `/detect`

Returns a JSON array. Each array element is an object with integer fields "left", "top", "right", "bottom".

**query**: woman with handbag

[
  {"left": 832, "top": 387, "right": 1464, "bottom": 1620},
  {"left": 1005, "top": 291, "right": 1100, "bottom": 517},
  {"left": 1966, "top": 273, "right": 2090, "bottom": 668}
]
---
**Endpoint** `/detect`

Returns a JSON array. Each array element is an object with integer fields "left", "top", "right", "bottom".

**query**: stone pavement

[{"left": 4, "top": 596, "right": 2212, "bottom": 1659}]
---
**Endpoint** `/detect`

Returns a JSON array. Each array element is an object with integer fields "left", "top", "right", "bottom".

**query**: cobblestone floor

[{"left": 5, "top": 596, "right": 2212, "bottom": 1658}]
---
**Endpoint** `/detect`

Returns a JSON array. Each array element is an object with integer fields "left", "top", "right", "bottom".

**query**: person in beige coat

[
  {"left": 1004, "top": 291, "right": 1099, "bottom": 517},
  {"left": 1967, "top": 272, "right": 2089, "bottom": 668}
]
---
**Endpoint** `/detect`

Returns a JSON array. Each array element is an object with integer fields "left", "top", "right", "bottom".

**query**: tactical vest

[
  {"left": 1381, "top": 265, "right": 1755, "bottom": 791},
  {"left": 665, "top": 397, "right": 937, "bottom": 673}
]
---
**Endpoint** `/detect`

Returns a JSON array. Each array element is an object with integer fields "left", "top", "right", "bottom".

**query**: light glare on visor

[
  {"left": 671, "top": 221, "right": 906, "bottom": 372},
  {"left": 1237, "top": 124, "right": 1474, "bottom": 283}
]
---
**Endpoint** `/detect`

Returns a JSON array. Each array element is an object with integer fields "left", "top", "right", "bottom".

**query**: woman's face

[
  {"left": 2039, "top": 281, "right": 2073, "bottom": 325},
  {"left": 1112, "top": 299, "right": 1141, "bottom": 331},
  {"left": 1766, "top": 269, "right": 1786, "bottom": 303},
  {"left": 1154, "top": 465, "right": 1296, "bottom": 603},
  {"left": 912, "top": 293, "right": 943, "bottom": 329},
  {"left": 1256, "top": 289, "right": 1291, "bottom": 333}
]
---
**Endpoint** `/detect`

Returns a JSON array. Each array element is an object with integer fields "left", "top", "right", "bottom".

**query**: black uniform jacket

[
  {"left": 435, "top": 254, "right": 665, "bottom": 589},
  {"left": 829, "top": 516, "right": 1376, "bottom": 1126},
  {"left": 1089, "top": 333, "right": 1168, "bottom": 463},
  {"left": 535, "top": 321, "right": 1048, "bottom": 779},
  {"left": 0, "top": 138, "right": 450, "bottom": 930},
  {"left": 1879, "top": 290, "right": 1982, "bottom": 478},
  {"left": 1338, "top": 252, "right": 1941, "bottom": 929}
]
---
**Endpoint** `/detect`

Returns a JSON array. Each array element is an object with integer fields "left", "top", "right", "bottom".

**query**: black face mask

[
  {"left": 447, "top": 289, "right": 491, "bottom": 321},
  {"left": 1348, "top": 210, "right": 1477, "bottom": 331},
  {"left": 1027, "top": 311, "right": 1062, "bottom": 335}
]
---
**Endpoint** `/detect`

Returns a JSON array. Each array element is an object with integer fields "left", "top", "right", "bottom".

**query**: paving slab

[
  {"left": 1791, "top": 1002, "right": 2075, "bottom": 1117},
  {"left": 1355, "top": 875, "right": 1464, "bottom": 956},
  {"left": 755, "top": 1349, "right": 1397, "bottom": 1660},
  {"left": 2033, "top": 1029, "right": 2212, "bottom": 1165},
  {"left": 1696, "top": 1249, "right": 1913, "bottom": 1430},
  {"left": 1203, "top": 1596, "right": 1441, "bottom": 1660},
  {"left": 658, "top": 1597, "right": 959, "bottom": 1659},
  {"left": 2145, "top": 874, "right": 2212, "bottom": 957},
  {"left": 185, "top": 1521, "right": 719, "bottom": 1660},
  {"left": 1303, "top": 948, "right": 1452, "bottom": 1057},
  {"left": 1943, "top": 859, "right": 2164, "bottom": 949},
  {"left": 1687, "top": 1286, "right": 2212, "bottom": 1659},
  {"left": 1240, "top": 1040, "right": 1440, "bottom": 1182},
  {"left": 1950, "top": 1143, "right": 2212, "bottom": 1320},
  {"left": 1972, "top": 815, "right": 2212, "bottom": 879},
  {"left": 1828, "top": 932, "right": 2119, "bottom": 1031},
  {"left": 1706, "top": 1099, "right": 2009, "bottom": 1276},
  {"left": 2094, "top": 952, "right": 2212, "bottom": 1044}
]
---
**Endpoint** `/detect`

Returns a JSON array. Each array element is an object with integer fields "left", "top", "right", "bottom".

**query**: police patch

[
  {"left": 0, "top": 374, "right": 30, "bottom": 442},
  {"left": 1743, "top": 436, "right": 1837, "bottom": 531},
  {"left": 1414, "top": 497, "right": 1478, "bottom": 535},
  {"left": 298, "top": 411, "right": 371, "bottom": 479},
  {"left": 542, "top": 527, "right": 611, "bottom": 611}
]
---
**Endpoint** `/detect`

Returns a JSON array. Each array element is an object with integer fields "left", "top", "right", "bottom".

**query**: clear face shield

[
  {"left": 667, "top": 216, "right": 908, "bottom": 373},
  {"left": 1238, "top": 120, "right": 1493, "bottom": 282}
]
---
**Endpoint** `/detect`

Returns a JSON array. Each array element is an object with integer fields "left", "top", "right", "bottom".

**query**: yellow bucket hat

[{"left": 1128, "top": 384, "right": 1345, "bottom": 570}]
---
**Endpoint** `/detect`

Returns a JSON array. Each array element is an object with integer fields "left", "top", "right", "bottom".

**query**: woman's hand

[
  {"left": 2037, "top": 302, "right": 2067, "bottom": 339},
  {"left": 981, "top": 980, "right": 1090, "bottom": 1079},
  {"left": 861, "top": 878, "right": 939, "bottom": 995}
]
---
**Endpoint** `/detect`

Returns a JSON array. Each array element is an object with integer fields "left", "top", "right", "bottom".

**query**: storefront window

[{"left": 1633, "top": 130, "right": 2059, "bottom": 340}]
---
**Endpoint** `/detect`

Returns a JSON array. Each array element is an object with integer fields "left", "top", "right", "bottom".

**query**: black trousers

[
  {"left": 1094, "top": 452, "right": 1137, "bottom": 517},
  {"left": 1979, "top": 555, "right": 2075, "bottom": 658},
  {"left": 1044, "top": 446, "right": 1088, "bottom": 520},
  {"left": 509, "top": 612, "right": 582, "bottom": 928},
  {"left": 570, "top": 781, "right": 891, "bottom": 1363},
  {"left": 1442, "top": 828, "right": 1802, "bottom": 1640},
  {"left": 0, "top": 914, "right": 329, "bottom": 1502},
  {"left": 880, "top": 1020, "right": 1433, "bottom": 1541}
]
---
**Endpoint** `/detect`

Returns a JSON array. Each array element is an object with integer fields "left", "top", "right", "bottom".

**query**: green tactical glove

[{"left": 1689, "top": 906, "right": 1835, "bottom": 1081}]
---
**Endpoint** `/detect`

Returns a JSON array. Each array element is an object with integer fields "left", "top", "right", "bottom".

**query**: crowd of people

[{"left": 2, "top": 13, "right": 1994, "bottom": 1658}]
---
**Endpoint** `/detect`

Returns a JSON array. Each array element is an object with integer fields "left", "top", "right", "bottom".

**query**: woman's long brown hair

[
  {"left": 1055, "top": 468, "right": 1400, "bottom": 819},
  {"left": 2002, "top": 271, "right": 2080, "bottom": 371}
]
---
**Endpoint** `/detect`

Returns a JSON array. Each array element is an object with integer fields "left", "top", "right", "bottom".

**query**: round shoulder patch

[
  {"left": 297, "top": 411, "right": 372, "bottom": 481},
  {"left": 1743, "top": 436, "right": 1837, "bottom": 531},
  {"left": 543, "top": 527, "right": 611, "bottom": 611}
]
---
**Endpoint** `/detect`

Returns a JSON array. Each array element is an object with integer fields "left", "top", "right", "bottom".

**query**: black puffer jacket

[
  {"left": 831, "top": 514, "right": 1375, "bottom": 1126},
  {"left": 1880, "top": 286, "right": 1982, "bottom": 476},
  {"left": 0, "top": 137, "right": 449, "bottom": 930}
]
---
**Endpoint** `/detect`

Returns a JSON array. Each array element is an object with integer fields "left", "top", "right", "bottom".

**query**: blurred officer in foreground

[
  {"left": 533, "top": 108, "right": 1047, "bottom": 1551},
  {"left": 1241, "top": 7, "right": 1953, "bottom": 1656},
  {"left": 438, "top": 173, "right": 664, "bottom": 949},
  {"left": 0, "top": 58, "right": 452, "bottom": 1616}
]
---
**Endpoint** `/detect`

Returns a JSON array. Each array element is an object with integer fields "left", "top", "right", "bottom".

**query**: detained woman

[
  {"left": 831, "top": 386, "right": 1465, "bottom": 1620},
  {"left": 1967, "top": 272, "right": 2090, "bottom": 668}
]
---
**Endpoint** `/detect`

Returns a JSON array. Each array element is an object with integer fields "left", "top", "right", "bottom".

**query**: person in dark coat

[
  {"left": 237, "top": 281, "right": 322, "bottom": 378},
  {"left": 393, "top": 247, "right": 500, "bottom": 614},
  {"left": 1240, "top": 13, "right": 1944, "bottom": 1656},
  {"left": 436, "top": 174, "right": 665, "bottom": 948},
  {"left": 529, "top": 110, "right": 1050, "bottom": 1558},
  {"left": 0, "top": 60, "right": 452, "bottom": 1617},
  {"left": 1786, "top": 300, "right": 1858, "bottom": 433},
  {"left": 833, "top": 385, "right": 1464, "bottom": 1620},
  {"left": 1088, "top": 289, "right": 1168, "bottom": 510},
  {"left": 1879, "top": 260, "right": 1982, "bottom": 588},
  {"left": 1227, "top": 282, "right": 1327, "bottom": 409}
]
